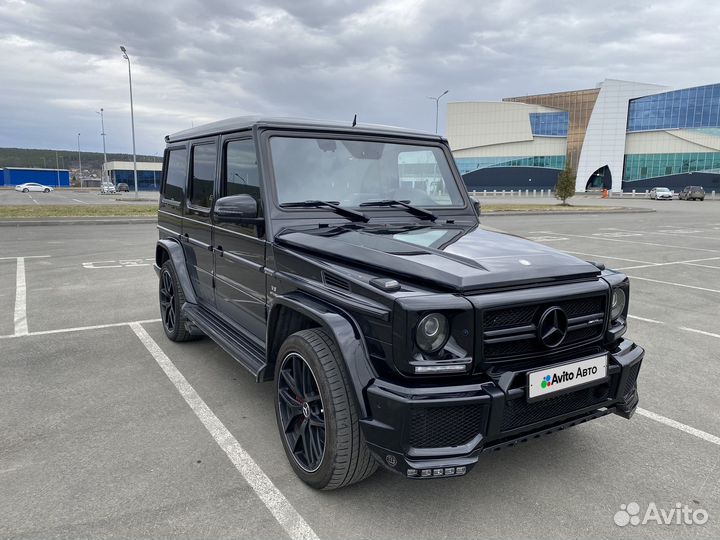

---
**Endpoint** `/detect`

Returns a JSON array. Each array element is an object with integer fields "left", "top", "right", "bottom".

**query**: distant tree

[{"left": 554, "top": 162, "right": 576, "bottom": 205}]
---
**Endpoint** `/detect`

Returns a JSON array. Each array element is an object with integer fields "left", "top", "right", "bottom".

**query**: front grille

[
  {"left": 408, "top": 404, "right": 486, "bottom": 448},
  {"left": 501, "top": 385, "right": 611, "bottom": 432},
  {"left": 482, "top": 295, "right": 606, "bottom": 362}
]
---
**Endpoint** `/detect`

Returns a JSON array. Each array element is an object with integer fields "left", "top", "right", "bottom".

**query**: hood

[{"left": 275, "top": 224, "right": 600, "bottom": 292}]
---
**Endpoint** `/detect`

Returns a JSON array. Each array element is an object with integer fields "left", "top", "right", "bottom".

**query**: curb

[
  {"left": 0, "top": 217, "right": 157, "bottom": 227},
  {"left": 481, "top": 208, "right": 656, "bottom": 217}
]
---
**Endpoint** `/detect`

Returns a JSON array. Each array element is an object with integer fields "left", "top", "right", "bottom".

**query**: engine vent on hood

[{"left": 322, "top": 272, "right": 351, "bottom": 292}]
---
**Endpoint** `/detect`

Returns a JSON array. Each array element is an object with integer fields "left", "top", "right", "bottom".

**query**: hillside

[{"left": 0, "top": 147, "right": 160, "bottom": 173}]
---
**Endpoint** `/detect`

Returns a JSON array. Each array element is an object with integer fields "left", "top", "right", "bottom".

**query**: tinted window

[
  {"left": 225, "top": 139, "right": 261, "bottom": 202},
  {"left": 164, "top": 148, "right": 187, "bottom": 202},
  {"left": 190, "top": 143, "right": 217, "bottom": 208}
]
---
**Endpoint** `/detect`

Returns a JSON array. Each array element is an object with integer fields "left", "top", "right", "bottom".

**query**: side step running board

[{"left": 182, "top": 303, "right": 267, "bottom": 381}]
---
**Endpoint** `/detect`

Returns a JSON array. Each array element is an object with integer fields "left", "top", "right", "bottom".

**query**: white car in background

[
  {"left": 649, "top": 187, "right": 673, "bottom": 200},
  {"left": 15, "top": 183, "right": 54, "bottom": 193},
  {"left": 100, "top": 183, "right": 116, "bottom": 194}
]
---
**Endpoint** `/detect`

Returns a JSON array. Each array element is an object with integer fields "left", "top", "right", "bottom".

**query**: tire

[
  {"left": 43, "top": 188, "right": 50, "bottom": 193},
  {"left": 275, "top": 329, "right": 378, "bottom": 490},
  {"left": 22, "top": 188, "right": 28, "bottom": 193},
  {"left": 159, "top": 260, "right": 197, "bottom": 342}
]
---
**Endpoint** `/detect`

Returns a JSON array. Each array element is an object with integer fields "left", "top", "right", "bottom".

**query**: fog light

[
  {"left": 421, "top": 469, "right": 432, "bottom": 477},
  {"left": 414, "top": 363, "right": 468, "bottom": 374},
  {"left": 407, "top": 469, "right": 418, "bottom": 477},
  {"left": 445, "top": 467, "right": 455, "bottom": 475},
  {"left": 433, "top": 468, "right": 443, "bottom": 476},
  {"left": 456, "top": 466, "right": 467, "bottom": 475}
]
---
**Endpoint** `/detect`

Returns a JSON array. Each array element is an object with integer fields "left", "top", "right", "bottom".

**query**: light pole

[
  {"left": 120, "top": 45, "right": 139, "bottom": 198},
  {"left": 55, "top": 151, "right": 60, "bottom": 187},
  {"left": 77, "top": 133, "right": 82, "bottom": 187},
  {"left": 97, "top": 108, "right": 108, "bottom": 182},
  {"left": 427, "top": 90, "right": 449, "bottom": 134}
]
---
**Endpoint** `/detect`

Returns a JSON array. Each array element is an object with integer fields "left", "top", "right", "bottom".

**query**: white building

[{"left": 447, "top": 79, "right": 720, "bottom": 193}]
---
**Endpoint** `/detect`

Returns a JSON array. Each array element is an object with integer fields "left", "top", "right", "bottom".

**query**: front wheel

[
  {"left": 275, "top": 329, "right": 377, "bottom": 490},
  {"left": 22, "top": 188, "right": 28, "bottom": 193},
  {"left": 43, "top": 188, "right": 50, "bottom": 193}
]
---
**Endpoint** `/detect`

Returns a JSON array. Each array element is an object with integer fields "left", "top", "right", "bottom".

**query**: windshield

[
  {"left": 269, "top": 136, "right": 464, "bottom": 207},
  {"left": 656, "top": 187, "right": 670, "bottom": 192}
]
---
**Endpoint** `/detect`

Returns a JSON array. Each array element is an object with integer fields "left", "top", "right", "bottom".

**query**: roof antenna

[{"left": 352, "top": 114, "right": 357, "bottom": 127}]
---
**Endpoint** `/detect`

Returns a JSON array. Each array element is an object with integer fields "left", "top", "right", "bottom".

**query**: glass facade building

[
  {"left": 505, "top": 88, "right": 599, "bottom": 172},
  {"left": 529, "top": 112, "right": 569, "bottom": 137},
  {"left": 455, "top": 155, "right": 565, "bottom": 175},
  {"left": 627, "top": 83, "right": 720, "bottom": 132},
  {"left": 624, "top": 152, "right": 720, "bottom": 181}
]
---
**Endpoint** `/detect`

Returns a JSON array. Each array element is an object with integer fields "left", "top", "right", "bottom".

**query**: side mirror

[
  {"left": 214, "top": 194, "right": 258, "bottom": 223},
  {"left": 470, "top": 195, "right": 481, "bottom": 217}
]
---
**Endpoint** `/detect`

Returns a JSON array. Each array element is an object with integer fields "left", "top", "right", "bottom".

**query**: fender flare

[
  {"left": 156, "top": 239, "right": 198, "bottom": 305},
  {"left": 267, "top": 292, "right": 377, "bottom": 417}
]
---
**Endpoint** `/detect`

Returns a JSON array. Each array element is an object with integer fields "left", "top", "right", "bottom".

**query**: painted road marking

[
  {"left": 13, "top": 257, "right": 28, "bottom": 336},
  {"left": 550, "top": 232, "right": 720, "bottom": 254},
  {"left": 130, "top": 323, "right": 319, "bottom": 540},
  {"left": 526, "top": 236, "right": 568, "bottom": 242},
  {"left": 82, "top": 258, "right": 154, "bottom": 269},
  {"left": 626, "top": 275, "right": 720, "bottom": 294},
  {"left": 679, "top": 327, "right": 720, "bottom": 340},
  {"left": 0, "top": 255, "right": 51, "bottom": 261},
  {"left": 0, "top": 319, "right": 161, "bottom": 340},
  {"left": 627, "top": 315, "right": 664, "bottom": 324},
  {"left": 72, "top": 198, "right": 88, "bottom": 204},
  {"left": 560, "top": 250, "right": 656, "bottom": 265},
  {"left": 637, "top": 408, "right": 720, "bottom": 447},
  {"left": 616, "top": 256, "right": 720, "bottom": 271}
]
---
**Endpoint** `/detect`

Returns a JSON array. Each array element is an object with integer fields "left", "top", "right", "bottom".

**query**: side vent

[{"left": 322, "top": 272, "right": 351, "bottom": 292}]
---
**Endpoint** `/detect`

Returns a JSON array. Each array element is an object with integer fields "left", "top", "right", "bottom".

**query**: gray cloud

[{"left": 1, "top": 0, "right": 719, "bottom": 155}]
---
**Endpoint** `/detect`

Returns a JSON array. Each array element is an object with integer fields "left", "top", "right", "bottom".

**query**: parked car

[
  {"left": 15, "top": 183, "right": 53, "bottom": 193},
  {"left": 678, "top": 185, "right": 705, "bottom": 201},
  {"left": 649, "top": 187, "right": 673, "bottom": 200},
  {"left": 116, "top": 182, "right": 130, "bottom": 192},
  {"left": 100, "top": 183, "right": 116, "bottom": 194},
  {"left": 155, "top": 117, "right": 644, "bottom": 489}
]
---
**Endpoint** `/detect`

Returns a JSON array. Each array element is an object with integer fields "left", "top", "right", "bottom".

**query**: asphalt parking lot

[
  {"left": 0, "top": 188, "right": 160, "bottom": 206},
  {"left": 1, "top": 200, "right": 718, "bottom": 539}
]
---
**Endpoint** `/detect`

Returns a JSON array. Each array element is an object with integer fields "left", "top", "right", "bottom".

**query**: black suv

[
  {"left": 679, "top": 185, "right": 705, "bottom": 201},
  {"left": 155, "top": 117, "right": 644, "bottom": 490}
]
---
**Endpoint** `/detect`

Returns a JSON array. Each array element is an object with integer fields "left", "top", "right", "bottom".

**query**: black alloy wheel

[
  {"left": 277, "top": 352, "right": 326, "bottom": 472},
  {"left": 160, "top": 268, "right": 176, "bottom": 333},
  {"left": 158, "top": 260, "right": 196, "bottom": 342}
]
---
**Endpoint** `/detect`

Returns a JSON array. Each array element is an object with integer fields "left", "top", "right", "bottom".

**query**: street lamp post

[
  {"left": 97, "top": 108, "right": 108, "bottom": 182},
  {"left": 427, "top": 90, "right": 449, "bottom": 134},
  {"left": 77, "top": 133, "right": 82, "bottom": 187},
  {"left": 120, "top": 46, "right": 139, "bottom": 198}
]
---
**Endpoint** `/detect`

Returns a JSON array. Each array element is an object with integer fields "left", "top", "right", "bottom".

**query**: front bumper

[{"left": 360, "top": 339, "right": 643, "bottom": 478}]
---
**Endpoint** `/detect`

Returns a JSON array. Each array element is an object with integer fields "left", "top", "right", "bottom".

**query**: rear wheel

[
  {"left": 275, "top": 329, "right": 377, "bottom": 490},
  {"left": 159, "top": 260, "right": 196, "bottom": 342}
]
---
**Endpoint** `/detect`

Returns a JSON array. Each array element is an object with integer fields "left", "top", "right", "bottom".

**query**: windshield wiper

[
  {"left": 358, "top": 199, "right": 437, "bottom": 221},
  {"left": 279, "top": 200, "right": 369, "bottom": 222}
]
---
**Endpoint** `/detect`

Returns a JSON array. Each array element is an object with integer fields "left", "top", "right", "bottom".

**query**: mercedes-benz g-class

[{"left": 155, "top": 117, "right": 644, "bottom": 490}]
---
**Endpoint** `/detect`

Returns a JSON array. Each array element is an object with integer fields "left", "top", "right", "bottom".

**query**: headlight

[
  {"left": 415, "top": 313, "right": 449, "bottom": 353},
  {"left": 611, "top": 288, "right": 626, "bottom": 320}
]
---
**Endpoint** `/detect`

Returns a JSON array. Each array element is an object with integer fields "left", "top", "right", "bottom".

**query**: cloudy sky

[{"left": 1, "top": 0, "right": 719, "bottom": 155}]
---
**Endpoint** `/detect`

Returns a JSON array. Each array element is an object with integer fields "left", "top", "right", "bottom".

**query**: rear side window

[
  {"left": 163, "top": 148, "right": 187, "bottom": 202},
  {"left": 225, "top": 139, "right": 261, "bottom": 203},
  {"left": 190, "top": 142, "right": 217, "bottom": 208}
]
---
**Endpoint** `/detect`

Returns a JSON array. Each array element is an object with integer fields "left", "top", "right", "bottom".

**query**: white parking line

[
  {"left": 130, "top": 323, "right": 319, "bottom": 540},
  {"left": 0, "top": 318, "right": 161, "bottom": 340},
  {"left": 637, "top": 408, "right": 720, "bottom": 447},
  {"left": 72, "top": 198, "right": 88, "bottom": 204},
  {"left": 560, "top": 250, "right": 655, "bottom": 265},
  {"left": 555, "top": 232, "right": 720, "bottom": 254},
  {"left": 13, "top": 257, "right": 28, "bottom": 336},
  {"left": 626, "top": 275, "right": 720, "bottom": 294},
  {"left": 627, "top": 315, "right": 663, "bottom": 324},
  {"left": 679, "top": 327, "right": 720, "bottom": 340},
  {"left": 616, "top": 256, "right": 720, "bottom": 271}
]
